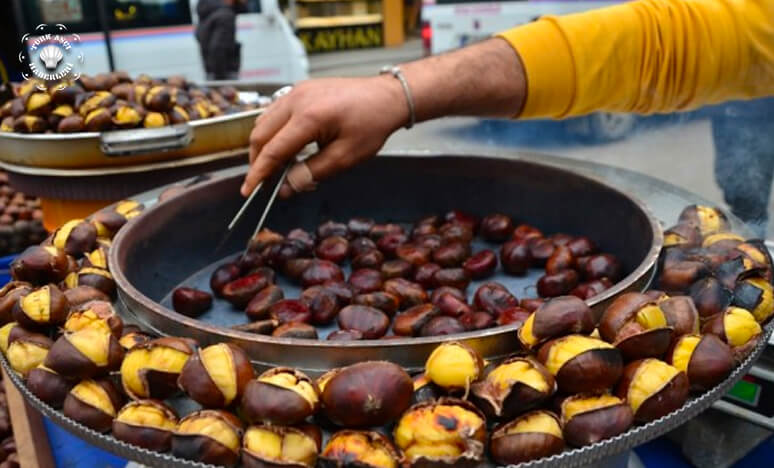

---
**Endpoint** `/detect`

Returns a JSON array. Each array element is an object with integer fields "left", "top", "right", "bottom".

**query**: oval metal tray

[
  {"left": 3, "top": 321, "right": 770, "bottom": 468},
  {"left": 110, "top": 155, "right": 663, "bottom": 374}
]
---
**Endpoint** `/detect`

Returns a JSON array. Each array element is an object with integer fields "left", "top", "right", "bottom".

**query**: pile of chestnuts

[
  {"left": 172, "top": 211, "right": 624, "bottom": 339},
  {"left": 0, "top": 72, "right": 262, "bottom": 134},
  {"left": 0, "top": 171, "right": 46, "bottom": 256},
  {"left": 0, "top": 198, "right": 770, "bottom": 467}
]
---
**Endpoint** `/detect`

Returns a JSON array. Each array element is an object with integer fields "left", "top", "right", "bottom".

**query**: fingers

[
  {"left": 248, "top": 102, "right": 291, "bottom": 166},
  {"left": 241, "top": 117, "right": 317, "bottom": 196}
]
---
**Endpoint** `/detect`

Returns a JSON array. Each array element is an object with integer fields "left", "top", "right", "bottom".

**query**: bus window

[
  {"left": 109, "top": 0, "right": 192, "bottom": 29},
  {"left": 20, "top": 0, "right": 101, "bottom": 33}
]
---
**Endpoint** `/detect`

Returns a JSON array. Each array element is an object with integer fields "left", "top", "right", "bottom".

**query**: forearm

[{"left": 398, "top": 38, "right": 527, "bottom": 122}]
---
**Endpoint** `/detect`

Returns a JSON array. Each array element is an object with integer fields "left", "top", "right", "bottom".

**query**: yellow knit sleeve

[{"left": 498, "top": 0, "right": 774, "bottom": 119}]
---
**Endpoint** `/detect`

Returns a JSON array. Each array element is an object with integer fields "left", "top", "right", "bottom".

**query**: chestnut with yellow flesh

[
  {"left": 113, "top": 400, "right": 178, "bottom": 452},
  {"left": 259, "top": 371, "right": 318, "bottom": 406},
  {"left": 201, "top": 344, "right": 237, "bottom": 402},
  {"left": 671, "top": 335, "right": 700, "bottom": 373},
  {"left": 179, "top": 343, "right": 254, "bottom": 408},
  {"left": 490, "top": 360, "right": 549, "bottom": 394},
  {"left": 243, "top": 425, "right": 318, "bottom": 467},
  {"left": 616, "top": 359, "right": 689, "bottom": 423},
  {"left": 67, "top": 328, "right": 110, "bottom": 366},
  {"left": 7, "top": 338, "right": 49, "bottom": 376},
  {"left": 733, "top": 278, "right": 773, "bottom": 323},
  {"left": 121, "top": 341, "right": 191, "bottom": 398},
  {"left": 669, "top": 334, "right": 734, "bottom": 392},
  {"left": 242, "top": 368, "right": 319, "bottom": 426},
  {"left": 53, "top": 220, "right": 82, "bottom": 250},
  {"left": 64, "top": 303, "right": 121, "bottom": 337},
  {"left": 84, "top": 249, "right": 108, "bottom": 269},
  {"left": 736, "top": 243, "right": 769, "bottom": 268},
  {"left": 679, "top": 205, "right": 727, "bottom": 236},
  {"left": 518, "top": 313, "right": 538, "bottom": 347},
  {"left": 471, "top": 357, "right": 554, "bottom": 420},
  {"left": 636, "top": 305, "right": 667, "bottom": 329},
  {"left": 702, "top": 233, "right": 744, "bottom": 248},
  {"left": 0, "top": 322, "right": 18, "bottom": 353},
  {"left": 19, "top": 287, "right": 51, "bottom": 323},
  {"left": 173, "top": 410, "right": 243, "bottom": 466},
  {"left": 425, "top": 342, "right": 483, "bottom": 391},
  {"left": 561, "top": 394, "right": 633, "bottom": 447},
  {"left": 539, "top": 335, "right": 623, "bottom": 394},
  {"left": 116, "top": 401, "right": 176, "bottom": 430},
  {"left": 394, "top": 399, "right": 486, "bottom": 464},
  {"left": 63, "top": 378, "right": 124, "bottom": 433},
  {"left": 115, "top": 200, "right": 142, "bottom": 217},
  {"left": 72, "top": 380, "right": 116, "bottom": 417},
  {"left": 45, "top": 327, "right": 124, "bottom": 379},
  {"left": 517, "top": 296, "right": 594, "bottom": 348},
  {"left": 489, "top": 410, "right": 564, "bottom": 465},
  {"left": 321, "top": 431, "right": 399, "bottom": 468},
  {"left": 724, "top": 307, "right": 761, "bottom": 347}
]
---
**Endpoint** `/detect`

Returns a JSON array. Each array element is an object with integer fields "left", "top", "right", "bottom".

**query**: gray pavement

[{"left": 310, "top": 42, "right": 773, "bottom": 238}]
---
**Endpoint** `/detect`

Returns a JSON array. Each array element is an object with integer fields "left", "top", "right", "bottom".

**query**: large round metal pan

[
  {"left": 0, "top": 109, "right": 261, "bottom": 169},
  {"left": 110, "top": 154, "right": 663, "bottom": 374}
]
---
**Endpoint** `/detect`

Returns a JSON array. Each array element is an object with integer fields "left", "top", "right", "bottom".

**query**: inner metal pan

[{"left": 110, "top": 154, "right": 663, "bottom": 373}]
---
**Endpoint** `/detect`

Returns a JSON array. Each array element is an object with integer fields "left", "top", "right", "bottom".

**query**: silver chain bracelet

[{"left": 379, "top": 65, "right": 416, "bottom": 129}]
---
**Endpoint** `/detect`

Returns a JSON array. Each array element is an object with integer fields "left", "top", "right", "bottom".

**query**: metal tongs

[{"left": 225, "top": 86, "right": 298, "bottom": 239}]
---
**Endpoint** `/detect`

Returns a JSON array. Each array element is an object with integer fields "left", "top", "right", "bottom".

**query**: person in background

[
  {"left": 195, "top": 0, "right": 242, "bottom": 80},
  {"left": 241, "top": 0, "right": 774, "bottom": 220}
]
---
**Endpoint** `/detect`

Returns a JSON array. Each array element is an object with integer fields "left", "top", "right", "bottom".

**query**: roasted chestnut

[
  {"left": 64, "top": 300, "right": 123, "bottom": 337},
  {"left": 489, "top": 410, "right": 564, "bottom": 465},
  {"left": 545, "top": 245, "right": 575, "bottom": 275},
  {"left": 26, "top": 365, "right": 72, "bottom": 408},
  {"left": 380, "top": 259, "right": 413, "bottom": 279},
  {"left": 272, "top": 322, "right": 319, "bottom": 339},
  {"left": 242, "top": 367, "right": 319, "bottom": 425},
  {"left": 352, "top": 249, "right": 384, "bottom": 270},
  {"left": 393, "top": 304, "right": 440, "bottom": 336},
  {"left": 299, "top": 287, "right": 339, "bottom": 324},
  {"left": 702, "top": 307, "right": 762, "bottom": 361},
  {"left": 317, "top": 220, "right": 349, "bottom": 239},
  {"left": 316, "top": 236, "right": 349, "bottom": 264},
  {"left": 425, "top": 342, "right": 483, "bottom": 391},
  {"left": 320, "top": 430, "right": 401, "bottom": 468},
  {"left": 689, "top": 277, "right": 732, "bottom": 320},
  {"left": 473, "top": 282, "right": 519, "bottom": 316},
  {"left": 480, "top": 213, "right": 513, "bottom": 241},
  {"left": 463, "top": 249, "right": 497, "bottom": 279},
  {"left": 112, "top": 399, "right": 178, "bottom": 451},
  {"left": 348, "top": 218, "right": 375, "bottom": 237},
  {"left": 497, "top": 306, "right": 531, "bottom": 326},
  {"left": 301, "top": 260, "right": 344, "bottom": 288},
  {"left": 337, "top": 305, "right": 390, "bottom": 339},
  {"left": 350, "top": 237, "right": 377, "bottom": 258},
  {"left": 560, "top": 394, "right": 633, "bottom": 447},
  {"left": 678, "top": 205, "right": 729, "bottom": 236},
  {"left": 269, "top": 299, "right": 312, "bottom": 325},
  {"left": 520, "top": 297, "right": 545, "bottom": 313},
  {"left": 663, "top": 223, "right": 702, "bottom": 248},
  {"left": 567, "top": 236, "right": 596, "bottom": 257},
  {"left": 439, "top": 222, "right": 474, "bottom": 244},
  {"left": 471, "top": 356, "right": 555, "bottom": 420},
  {"left": 44, "top": 327, "right": 124, "bottom": 379},
  {"left": 732, "top": 277, "right": 774, "bottom": 323},
  {"left": 395, "top": 244, "right": 431, "bottom": 267},
  {"left": 245, "top": 284, "right": 284, "bottom": 321},
  {"left": 172, "top": 410, "right": 243, "bottom": 467},
  {"left": 353, "top": 292, "right": 400, "bottom": 317},
  {"left": 394, "top": 398, "right": 486, "bottom": 466},
  {"left": 598, "top": 292, "right": 673, "bottom": 360},
  {"left": 5, "top": 331, "right": 52, "bottom": 376},
  {"left": 327, "top": 330, "right": 364, "bottom": 341},
  {"left": 518, "top": 296, "right": 595, "bottom": 349},
  {"left": 320, "top": 361, "right": 412, "bottom": 427},
  {"left": 432, "top": 241, "right": 469, "bottom": 268},
  {"left": 615, "top": 358, "right": 689, "bottom": 423},
  {"left": 52, "top": 219, "right": 97, "bottom": 257},
  {"left": 348, "top": 268, "right": 383, "bottom": 294},
  {"left": 243, "top": 424, "right": 320, "bottom": 468},
  {"left": 570, "top": 278, "right": 612, "bottom": 300},
  {"left": 63, "top": 378, "right": 124, "bottom": 433},
  {"left": 172, "top": 287, "right": 212, "bottom": 318},
  {"left": 120, "top": 337, "right": 195, "bottom": 399},
  {"left": 11, "top": 245, "right": 69, "bottom": 285},
  {"left": 666, "top": 334, "right": 734, "bottom": 392},
  {"left": 13, "top": 114, "right": 47, "bottom": 133},
  {"left": 0, "top": 282, "right": 31, "bottom": 324},
  {"left": 11, "top": 284, "right": 69, "bottom": 329},
  {"left": 420, "top": 316, "right": 465, "bottom": 336},
  {"left": 537, "top": 335, "right": 623, "bottom": 394},
  {"left": 82, "top": 247, "right": 109, "bottom": 269},
  {"left": 178, "top": 343, "right": 254, "bottom": 408},
  {"left": 537, "top": 269, "right": 580, "bottom": 297},
  {"left": 460, "top": 311, "right": 496, "bottom": 330},
  {"left": 222, "top": 272, "right": 272, "bottom": 308},
  {"left": 118, "top": 325, "right": 154, "bottom": 351},
  {"left": 64, "top": 267, "right": 116, "bottom": 298},
  {"left": 659, "top": 296, "right": 700, "bottom": 337},
  {"left": 581, "top": 253, "right": 622, "bottom": 281},
  {"left": 383, "top": 278, "right": 427, "bottom": 309},
  {"left": 432, "top": 291, "right": 471, "bottom": 318}
]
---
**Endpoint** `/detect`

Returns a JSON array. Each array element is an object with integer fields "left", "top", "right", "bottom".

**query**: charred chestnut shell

[
  {"left": 320, "top": 430, "right": 401, "bottom": 468},
  {"left": 471, "top": 356, "right": 555, "bottom": 420},
  {"left": 242, "top": 367, "right": 319, "bottom": 425}
]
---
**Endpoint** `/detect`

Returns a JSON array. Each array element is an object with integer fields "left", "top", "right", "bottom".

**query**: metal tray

[
  {"left": 3, "top": 320, "right": 770, "bottom": 468},
  {"left": 110, "top": 155, "right": 663, "bottom": 374}
]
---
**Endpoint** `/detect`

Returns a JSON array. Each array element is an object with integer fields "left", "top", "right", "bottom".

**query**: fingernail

[
  {"left": 279, "top": 184, "right": 293, "bottom": 199},
  {"left": 240, "top": 184, "right": 249, "bottom": 197}
]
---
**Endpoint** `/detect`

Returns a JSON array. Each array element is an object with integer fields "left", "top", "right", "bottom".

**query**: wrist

[{"left": 373, "top": 73, "right": 414, "bottom": 132}]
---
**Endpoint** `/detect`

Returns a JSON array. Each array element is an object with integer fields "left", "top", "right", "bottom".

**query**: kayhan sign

[{"left": 298, "top": 24, "right": 383, "bottom": 53}]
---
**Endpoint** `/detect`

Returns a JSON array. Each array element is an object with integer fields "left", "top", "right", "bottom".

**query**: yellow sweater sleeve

[{"left": 498, "top": 0, "right": 774, "bottom": 118}]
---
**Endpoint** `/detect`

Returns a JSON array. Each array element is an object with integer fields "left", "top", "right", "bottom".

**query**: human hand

[{"left": 242, "top": 76, "right": 409, "bottom": 198}]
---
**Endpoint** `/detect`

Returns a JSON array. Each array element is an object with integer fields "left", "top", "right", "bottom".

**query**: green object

[{"left": 727, "top": 379, "right": 760, "bottom": 405}]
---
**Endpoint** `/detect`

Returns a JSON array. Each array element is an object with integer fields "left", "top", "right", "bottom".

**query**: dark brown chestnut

[
  {"left": 242, "top": 367, "right": 319, "bottom": 425},
  {"left": 537, "top": 335, "right": 623, "bottom": 394},
  {"left": 327, "top": 329, "right": 364, "bottom": 341},
  {"left": 545, "top": 245, "right": 575, "bottom": 275},
  {"left": 660, "top": 260, "right": 710, "bottom": 293},
  {"left": 11, "top": 245, "right": 69, "bottom": 285},
  {"left": 369, "top": 223, "right": 405, "bottom": 241},
  {"left": 439, "top": 222, "right": 474, "bottom": 244},
  {"left": 27, "top": 365, "right": 72, "bottom": 408},
  {"left": 320, "top": 361, "right": 412, "bottom": 427},
  {"left": 272, "top": 322, "right": 319, "bottom": 339},
  {"left": 463, "top": 249, "right": 498, "bottom": 279},
  {"left": 337, "top": 305, "right": 390, "bottom": 339},
  {"left": 689, "top": 277, "right": 732, "bottom": 320},
  {"left": 471, "top": 356, "right": 555, "bottom": 420},
  {"left": 383, "top": 278, "right": 427, "bottom": 309},
  {"left": 732, "top": 276, "right": 774, "bottom": 323},
  {"left": 432, "top": 241, "right": 470, "bottom": 268},
  {"left": 460, "top": 311, "right": 496, "bottom": 330},
  {"left": 351, "top": 249, "right": 384, "bottom": 270},
  {"left": 348, "top": 268, "right": 383, "bottom": 294},
  {"left": 347, "top": 218, "right": 375, "bottom": 237},
  {"left": 582, "top": 253, "right": 622, "bottom": 281},
  {"left": 221, "top": 272, "right": 271, "bottom": 308},
  {"left": 414, "top": 262, "right": 441, "bottom": 289},
  {"left": 247, "top": 228, "right": 283, "bottom": 253},
  {"left": 666, "top": 334, "right": 734, "bottom": 392},
  {"left": 52, "top": 219, "right": 97, "bottom": 257},
  {"left": 432, "top": 291, "right": 471, "bottom": 318},
  {"left": 12, "top": 284, "right": 69, "bottom": 329},
  {"left": 489, "top": 410, "right": 564, "bottom": 465},
  {"left": 537, "top": 270, "right": 580, "bottom": 297},
  {"left": 317, "top": 220, "right": 349, "bottom": 239},
  {"left": 433, "top": 267, "right": 471, "bottom": 290},
  {"left": 480, "top": 213, "right": 514, "bottom": 242},
  {"left": 178, "top": 343, "right": 254, "bottom": 407},
  {"left": 560, "top": 394, "right": 633, "bottom": 447},
  {"left": 352, "top": 292, "right": 400, "bottom": 317},
  {"left": 420, "top": 316, "right": 465, "bottom": 336},
  {"left": 172, "top": 287, "right": 212, "bottom": 318},
  {"left": 245, "top": 284, "right": 284, "bottom": 321},
  {"left": 567, "top": 236, "right": 597, "bottom": 257},
  {"left": 301, "top": 260, "right": 344, "bottom": 287},
  {"left": 393, "top": 304, "right": 441, "bottom": 336},
  {"left": 677, "top": 205, "right": 729, "bottom": 236},
  {"left": 376, "top": 232, "right": 408, "bottom": 257},
  {"left": 113, "top": 399, "right": 178, "bottom": 452},
  {"left": 473, "top": 282, "right": 519, "bottom": 316},
  {"left": 414, "top": 234, "right": 443, "bottom": 252},
  {"left": 44, "top": 327, "right": 124, "bottom": 379},
  {"left": 120, "top": 337, "right": 195, "bottom": 399},
  {"left": 269, "top": 299, "right": 312, "bottom": 325},
  {"left": 172, "top": 410, "right": 243, "bottom": 467},
  {"left": 659, "top": 296, "right": 700, "bottom": 337},
  {"left": 63, "top": 378, "right": 125, "bottom": 433},
  {"left": 500, "top": 239, "right": 532, "bottom": 275},
  {"left": 520, "top": 297, "right": 545, "bottom": 312},
  {"left": 518, "top": 296, "right": 595, "bottom": 349},
  {"left": 615, "top": 358, "right": 689, "bottom": 423},
  {"left": 444, "top": 210, "right": 478, "bottom": 231},
  {"left": 321, "top": 281, "right": 354, "bottom": 305},
  {"left": 497, "top": 306, "right": 531, "bottom": 326},
  {"left": 0, "top": 282, "right": 31, "bottom": 324},
  {"left": 300, "top": 287, "right": 340, "bottom": 325},
  {"left": 702, "top": 307, "right": 762, "bottom": 362},
  {"left": 380, "top": 259, "right": 413, "bottom": 279},
  {"left": 316, "top": 236, "right": 349, "bottom": 264},
  {"left": 663, "top": 223, "right": 702, "bottom": 248},
  {"left": 598, "top": 292, "right": 673, "bottom": 360},
  {"left": 210, "top": 263, "right": 242, "bottom": 297},
  {"left": 570, "top": 278, "right": 612, "bottom": 300}
]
